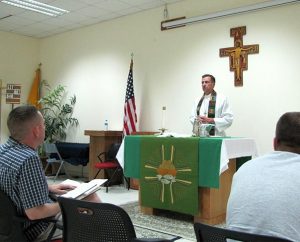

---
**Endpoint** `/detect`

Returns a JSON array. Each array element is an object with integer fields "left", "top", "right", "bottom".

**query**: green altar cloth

[
  {"left": 198, "top": 137, "right": 223, "bottom": 188},
  {"left": 123, "top": 135, "right": 252, "bottom": 216},
  {"left": 125, "top": 136, "right": 227, "bottom": 188},
  {"left": 139, "top": 137, "right": 199, "bottom": 215}
]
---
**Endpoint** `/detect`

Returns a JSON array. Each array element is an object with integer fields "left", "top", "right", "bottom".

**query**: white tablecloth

[
  {"left": 117, "top": 137, "right": 258, "bottom": 174},
  {"left": 220, "top": 138, "right": 258, "bottom": 174}
]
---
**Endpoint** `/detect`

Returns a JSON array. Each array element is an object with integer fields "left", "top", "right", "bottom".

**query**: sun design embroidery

[{"left": 144, "top": 145, "right": 192, "bottom": 204}]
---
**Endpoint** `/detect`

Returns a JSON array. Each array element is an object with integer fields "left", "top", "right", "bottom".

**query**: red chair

[{"left": 94, "top": 143, "right": 129, "bottom": 192}]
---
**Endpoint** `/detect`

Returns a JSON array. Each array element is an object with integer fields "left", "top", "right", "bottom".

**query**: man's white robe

[{"left": 190, "top": 93, "right": 233, "bottom": 136}]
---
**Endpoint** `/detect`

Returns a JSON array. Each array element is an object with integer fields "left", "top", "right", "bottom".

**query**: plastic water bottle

[{"left": 104, "top": 119, "right": 108, "bottom": 131}]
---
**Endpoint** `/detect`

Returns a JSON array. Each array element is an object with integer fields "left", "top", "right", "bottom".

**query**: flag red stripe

[{"left": 124, "top": 98, "right": 136, "bottom": 135}]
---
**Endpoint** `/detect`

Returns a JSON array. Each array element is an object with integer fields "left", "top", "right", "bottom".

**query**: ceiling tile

[{"left": 0, "top": 0, "right": 278, "bottom": 38}]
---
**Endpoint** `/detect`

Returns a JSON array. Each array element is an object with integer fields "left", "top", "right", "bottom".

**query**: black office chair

[
  {"left": 94, "top": 143, "right": 129, "bottom": 192},
  {"left": 194, "top": 222, "right": 292, "bottom": 242},
  {"left": 0, "top": 189, "right": 59, "bottom": 242},
  {"left": 57, "top": 196, "right": 172, "bottom": 242}
]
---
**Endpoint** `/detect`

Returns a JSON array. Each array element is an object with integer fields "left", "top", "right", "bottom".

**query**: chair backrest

[
  {"left": 0, "top": 190, "right": 26, "bottom": 242},
  {"left": 57, "top": 196, "right": 136, "bottom": 242},
  {"left": 106, "top": 143, "right": 121, "bottom": 161},
  {"left": 44, "top": 142, "right": 63, "bottom": 160},
  {"left": 194, "top": 222, "right": 292, "bottom": 242}
]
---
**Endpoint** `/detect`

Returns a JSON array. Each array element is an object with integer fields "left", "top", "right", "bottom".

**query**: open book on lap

[{"left": 60, "top": 179, "right": 107, "bottom": 200}]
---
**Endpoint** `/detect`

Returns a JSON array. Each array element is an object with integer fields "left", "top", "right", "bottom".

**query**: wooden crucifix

[{"left": 220, "top": 26, "right": 259, "bottom": 86}]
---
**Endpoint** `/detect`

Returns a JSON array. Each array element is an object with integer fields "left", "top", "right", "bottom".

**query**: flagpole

[
  {"left": 123, "top": 53, "right": 137, "bottom": 136},
  {"left": 38, "top": 63, "right": 42, "bottom": 108},
  {"left": 130, "top": 52, "right": 134, "bottom": 70}
]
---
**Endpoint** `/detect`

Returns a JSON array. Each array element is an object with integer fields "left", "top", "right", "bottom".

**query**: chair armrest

[
  {"left": 49, "top": 192, "right": 58, "bottom": 202},
  {"left": 53, "top": 220, "right": 63, "bottom": 230},
  {"left": 13, "top": 215, "right": 58, "bottom": 224}
]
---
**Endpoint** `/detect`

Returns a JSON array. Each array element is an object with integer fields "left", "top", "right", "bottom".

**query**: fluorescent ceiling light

[
  {"left": 162, "top": 0, "right": 300, "bottom": 29},
  {"left": 1, "top": 0, "right": 69, "bottom": 17}
]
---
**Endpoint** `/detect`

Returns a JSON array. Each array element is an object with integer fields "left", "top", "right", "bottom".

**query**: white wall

[
  {"left": 1, "top": 0, "right": 300, "bottom": 157},
  {"left": 0, "top": 31, "right": 39, "bottom": 142}
]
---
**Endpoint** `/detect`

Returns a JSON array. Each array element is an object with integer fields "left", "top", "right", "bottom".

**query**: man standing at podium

[
  {"left": 226, "top": 112, "right": 300, "bottom": 241},
  {"left": 190, "top": 74, "right": 233, "bottom": 136}
]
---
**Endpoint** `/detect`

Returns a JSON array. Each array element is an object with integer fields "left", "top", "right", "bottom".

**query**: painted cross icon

[{"left": 220, "top": 26, "right": 259, "bottom": 86}]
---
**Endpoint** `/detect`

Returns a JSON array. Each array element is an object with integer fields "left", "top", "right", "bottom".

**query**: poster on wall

[{"left": 6, "top": 84, "right": 21, "bottom": 104}]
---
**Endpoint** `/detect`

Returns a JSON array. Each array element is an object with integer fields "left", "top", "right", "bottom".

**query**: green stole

[{"left": 196, "top": 90, "right": 216, "bottom": 135}]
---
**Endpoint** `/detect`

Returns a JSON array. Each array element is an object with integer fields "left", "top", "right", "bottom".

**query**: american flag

[{"left": 123, "top": 59, "right": 137, "bottom": 135}]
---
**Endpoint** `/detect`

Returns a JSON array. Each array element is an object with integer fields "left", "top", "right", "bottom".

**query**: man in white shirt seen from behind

[
  {"left": 190, "top": 74, "right": 233, "bottom": 136},
  {"left": 226, "top": 112, "right": 300, "bottom": 241}
]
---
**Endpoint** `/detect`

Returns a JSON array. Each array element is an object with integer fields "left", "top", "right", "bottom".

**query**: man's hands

[
  {"left": 197, "top": 116, "right": 214, "bottom": 124},
  {"left": 26, "top": 183, "right": 85, "bottom": 220},
  {"left": 49, "top": 183, "right": 76, "bottom": 195}
]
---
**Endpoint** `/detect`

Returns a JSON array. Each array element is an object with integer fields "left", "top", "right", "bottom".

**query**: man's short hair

[
  {"left": 7, "top": 105, "right": 39, "bottom": 141},
  {"left": 276, "top": 112, "right": 300, "bottom": 149},
  {"left": 202, "top": 74, "right": 215, "bottom": 84}
]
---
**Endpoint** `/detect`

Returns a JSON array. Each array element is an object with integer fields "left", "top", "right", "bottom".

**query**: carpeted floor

[
  {"left": 121, "top": 202, "right": 188, "bottom": 241},
  {"left": 121, "top": 202, "right": 226, "bottom": 241}
]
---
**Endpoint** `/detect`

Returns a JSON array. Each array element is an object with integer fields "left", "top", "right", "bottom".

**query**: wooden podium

[{"left": 84, "top": 130, "right": 123, "bottom": 180}]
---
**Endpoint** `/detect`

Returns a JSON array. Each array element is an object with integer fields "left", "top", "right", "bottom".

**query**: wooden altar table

[{"left": 118, "top": 136, "right": 257, "bottom": 225}]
